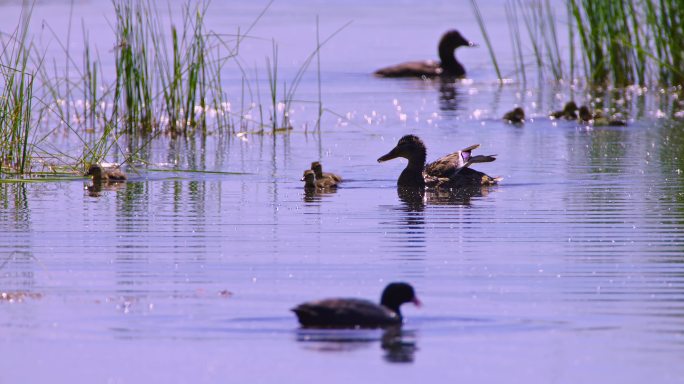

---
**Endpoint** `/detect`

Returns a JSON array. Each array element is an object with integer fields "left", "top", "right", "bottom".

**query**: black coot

[{"left": 292, "top": 282, "right": 420, "bottom": 328}]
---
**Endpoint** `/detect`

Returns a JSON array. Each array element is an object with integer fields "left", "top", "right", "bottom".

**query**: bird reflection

[
  {"left": 398, "top": 185, "right": 491, "bottom": 209},
  {"left": 295, "top": 326, "right": 417, "bottom": 364},
  {"left": 438, "top": 79, "right": 462, "bottom": 111},
  {"left": 381, "top": 326, "right": 418, "bottom": 363},
  {"left": 85, "top": 180, "right": 126, "bottom": 197},
  {"left": 303, "top": 187, "right": 338, "bottom": 203}
]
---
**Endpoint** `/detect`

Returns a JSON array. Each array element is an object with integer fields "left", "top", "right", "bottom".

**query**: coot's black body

[{"left": 292, "top": 282, "right": 420, "bottom": 328}]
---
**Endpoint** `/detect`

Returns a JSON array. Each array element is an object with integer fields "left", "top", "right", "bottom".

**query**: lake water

[{"left": 1, "top": 1, "right": 684, "bottom": 383}]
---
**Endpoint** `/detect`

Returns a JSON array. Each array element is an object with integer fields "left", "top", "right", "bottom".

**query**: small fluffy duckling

[
  {"left": 503, "top": 107, "right": 525, "bottom": 124},
  {"left": 578, "top": 106, "right": 593, "bottom": 123},
  {"left": 311, "top": 161, "right": 342, "bottom": 183},
  {"left": 302, "top": 170, "right": 338, "bottom": 189},
  {"left": 550, "top": 101, "right": 578, "bottom": 120},
  {"left": 578, "top": 106, "right": 628, "bottom": 126},
  {"left": 86, "top": 164, "right": 127, "bottom": 183}
]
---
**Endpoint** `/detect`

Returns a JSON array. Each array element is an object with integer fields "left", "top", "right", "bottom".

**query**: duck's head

[
  {"left": 310, "top": 161, "right": 323, "bottom": 178},
  {"left": 440, "top": 30, "right": 477, "bottom": 50},
  {"left": 380, "top": 282, "right": 421, "bottom": 315},
  {"left": 377, "top": 135, "right": 427, "bottom": 163},
  {"left": 86, "top": 164, "right": 103, "bottom": 178},
  {"left": 301, "top": 170, "right": 316, "bottom": 187}
]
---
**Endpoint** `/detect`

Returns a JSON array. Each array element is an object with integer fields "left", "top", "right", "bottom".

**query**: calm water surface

[{"left": 1, "top": 1, "right": 684, "bottom": 383}]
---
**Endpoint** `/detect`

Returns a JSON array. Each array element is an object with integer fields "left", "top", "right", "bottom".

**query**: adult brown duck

[
  {"left": 377, "top": 135, "right": 500, "bottom": 189},
  {"left": 374, "top": 30, "right": 477, "bottom": 78},
  {"left": 311, "top": 161, "right": 342, "bottom": 183},
  {"left": 86, "top": 164, "right": 127, "bottom": 183},
  {"left": 292, "top": 282, "right": 420, "bottom": 328}
]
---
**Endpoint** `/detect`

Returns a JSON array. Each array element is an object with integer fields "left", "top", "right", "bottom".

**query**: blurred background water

[{"left": 1, "top": 0, "right": 683, "bottom": 383}]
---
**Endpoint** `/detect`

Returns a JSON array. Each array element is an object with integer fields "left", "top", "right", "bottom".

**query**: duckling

[
  {"left": 377, "top": 135, "right": 500, "bottom": 189},
  {"left": 503, "top": 107, "right": 525, "bottom": 124},
  {"left": 578, "top": 106, "right": 628, "bottom": 126},
  {"left": 311, "top": 161, "right": 342, "bottom": 183},
  {"left": 86, "top": 164, "right": 127, "bottom": 183},
  {"left": 302, "top": 170, "right": 338, "bottom": 190},
  {"left": 550, "top": 101, "right": 578, "bottom": 120},
  {"left": 578, "top": 105, "right": 593, "bottom": 123}
]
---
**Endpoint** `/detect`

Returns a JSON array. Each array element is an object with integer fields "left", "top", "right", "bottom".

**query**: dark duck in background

[
  {"left": 292, "top": 282, "right": 420, "bottom": 328},
  {"left": 374, "top": 30, "right": 476, "bottom": 78}
]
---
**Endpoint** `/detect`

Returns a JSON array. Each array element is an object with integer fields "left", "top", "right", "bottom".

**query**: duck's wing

[
  {"left": 425, "top": 144, "right": 496, "bottom": 178},
  {"left": 106, "top": 169, "right": 127, "bottom": 181},
  {"left": 292, "top": 298, "right": 399, "bottom": 328},
  {"left": 425, "top": 152, "right": 463, "bottom": 178},
  {"left": 374, "top": 60, "right": 441, "bottom": 78}
]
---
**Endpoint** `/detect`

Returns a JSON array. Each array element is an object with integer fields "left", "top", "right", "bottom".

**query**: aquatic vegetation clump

[
  {"left": 474, "top": 0, "right": 684, "bottom": 88},
  {"left": 569, "top": 0, "right": 684, "bottom": 87},
  {"left": 0, "top": 8, "right": 35, "bottom": 175}
]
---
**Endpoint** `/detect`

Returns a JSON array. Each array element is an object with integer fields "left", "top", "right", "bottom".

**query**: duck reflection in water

[
  {"left": 398, "top": 184, "right": 491, "bottom": 211},
  {"left": 85, "top": 181, "right": 126, "bottom": 197},
  {"left": 438, "top": 79, "right": 463, "bottom": 111},
  {"left": 295, "top": 327, "right": 418, "bottom": 364}
]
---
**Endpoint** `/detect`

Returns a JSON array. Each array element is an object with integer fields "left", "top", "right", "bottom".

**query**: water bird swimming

[
  {"left": 311, "top": 161, "right": 342, "bottom": 183},
  {"left": 578, "top": 105, "right": 627, "bottom": 126},
  {"left": 550, "top": 101, "right": 579, "bottom": 120},
  {"left": 86, "top": 164, "right": 127, "bottom": 183},
  {"left": 503, "top": 107, "right": 525, "bottom": 124},
  {"left": 377, "top": 135, "right": 500, "bottom": 189},
  {"left": 292, "top": 282, "right": 420, "bottom": 328},
  {"left": 374, "top": 30, "right": 477, "bottom": 78},
  {"left": 302, "top": 169, "right": 338, "bottom": 189}
]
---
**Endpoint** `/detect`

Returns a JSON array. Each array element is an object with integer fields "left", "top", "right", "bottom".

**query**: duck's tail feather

[
  {"left": 468, "top": 154, "right": 497, "bottom": 164},
  {"left": 460, "top": 144, "right": 481, "bottom": 152}
]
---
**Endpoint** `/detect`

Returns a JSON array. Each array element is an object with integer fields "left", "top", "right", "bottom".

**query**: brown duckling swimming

[
  {"left": 578, "top": 105, "right": 627, "bottom": 126},
  {"left": 292, "top": 282, "right": 420, "bottom": 328},
  {"left": 503, "top": 107, "right": 525, "bottom": 124},
  {"left": 86, "top": 164, "right": 127, "bottom": 183},
  {"left": 377, "top": 135, "right": 500, "bottom": 189},
  {"left": 374, "top": 30, "right": 477, "bottom": 78},
  {"left": 311, "top": 161, "right": 342, "bottom": 183},
  {"left": 302, "top": 170, "right": 338, "bottom": 189},
  {"left": 550, "top": 101, "right": 579, "bottom": 120}
]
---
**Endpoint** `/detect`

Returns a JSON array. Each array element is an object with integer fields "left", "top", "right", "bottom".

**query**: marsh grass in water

[
  {"left": 0, "top": 0, "right": 344, "bottom": 176},
  {"left": 474, "top": 0, "right": 684, "bottom": 88},
  {"left": 0, "top": 7, "right": 36, "bottom": 176}
]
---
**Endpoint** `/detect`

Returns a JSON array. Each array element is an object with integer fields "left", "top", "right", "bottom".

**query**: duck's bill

[
  {"left": 468, "top": 41, "right": 478, "bottom": 47},
  {"left": 377, "top": 148, "right": 400, "bottom": 162},
  {"left": 412, "top": 297, "right": 422, "bottom": 307}
]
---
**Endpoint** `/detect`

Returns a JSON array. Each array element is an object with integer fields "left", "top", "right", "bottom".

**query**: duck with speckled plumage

[{"left": 378, "top": 135, "right": 500, "bottom": 189}]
